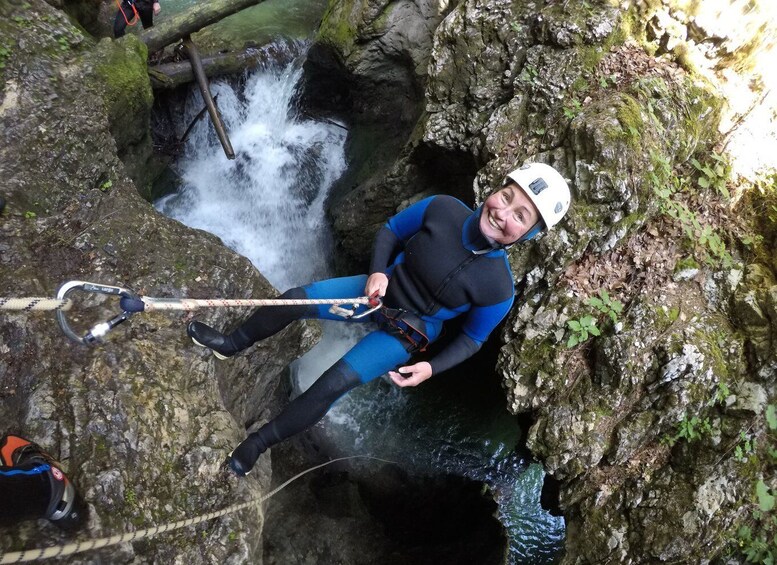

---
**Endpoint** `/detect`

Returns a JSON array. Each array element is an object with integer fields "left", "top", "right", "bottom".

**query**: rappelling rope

[
  {"left": 0, "top": 296, "right": 369, "bottom": 313},
  {"left": 0, "top": 455, "right": 395, "bottom": 564},
  {"left": 0, "top": 298, "right": 72, "bottom": 312},
  {"left": 128, "top": 296, "right": 372, "bottom": 312}
]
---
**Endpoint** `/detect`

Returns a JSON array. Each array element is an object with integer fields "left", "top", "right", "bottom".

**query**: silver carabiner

[
  {"left": 349, "top": 298, "right": 382, "bottom": 319},
  {"left": 55, "top": 281, "right": 138, "bottom": 345}
]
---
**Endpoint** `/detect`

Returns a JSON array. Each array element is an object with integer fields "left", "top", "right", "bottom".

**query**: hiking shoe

[
  {"left": 228, "top": 433, "right": 267, "bottom": 477},
  {"left": 187, "top": 321, "right": 237, "bottom": 359}
]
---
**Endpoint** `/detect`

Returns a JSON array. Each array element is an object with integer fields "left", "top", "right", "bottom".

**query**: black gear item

[
  {"left": 187, "top": 321, "right": 239, "bottom": 359},
  {"left": 228, "top": 359, "right": 361, "bottom": 477},
  {"left": 0, "top": 435, "right": 87, "bottom": 530}
]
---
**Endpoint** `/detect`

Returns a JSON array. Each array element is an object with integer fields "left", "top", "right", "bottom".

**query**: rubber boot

[
  {"left": 187, "top": 321, "right": 241, "bottom": 359},
  {"left": 227, "top": 432, "right": 269, "bottom": 477}
]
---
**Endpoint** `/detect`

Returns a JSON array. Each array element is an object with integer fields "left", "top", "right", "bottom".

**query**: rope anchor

[{"left": 17, "top": 280, "right": 382, "bottom": 345}]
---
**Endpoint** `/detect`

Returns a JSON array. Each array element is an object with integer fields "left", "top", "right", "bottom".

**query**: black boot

[
  {"left": 187, "top": 321, "right": 240, "bottom": 359},
  {"left": 228, "top": 432, "right": 268, "bottom": 477}
]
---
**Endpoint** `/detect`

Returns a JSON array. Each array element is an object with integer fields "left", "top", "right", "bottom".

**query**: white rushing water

[
  {"left": 156, "top": 45, "right": 344, "bottom": 290},
  {"left": 156, "top": 47, "right": 563, "bottom": 563}
]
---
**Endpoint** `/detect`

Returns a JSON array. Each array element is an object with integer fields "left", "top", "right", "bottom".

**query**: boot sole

[
  {"left": 190, "top": 337, "right": 230, "bottom": 360},
  {"left": 228, "top": 450, "right": 251, "bottom": 476}
]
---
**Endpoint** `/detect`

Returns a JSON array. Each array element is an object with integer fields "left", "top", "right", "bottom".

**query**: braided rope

[
  {"left": 0, "top": 298, "right": 72, "bottom": 312},
  {"left": 140, "top": 296, "right": 370, "bottom": 311},
  {"left": 0, "top": 455, "right": 394, "bottom": 563}
]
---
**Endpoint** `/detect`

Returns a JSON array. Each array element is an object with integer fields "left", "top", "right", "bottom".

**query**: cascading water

[
  {"left": 156, "top": 44, "right": 341, "bottom": 290},
  {"left": 156, "top": 43, "right": 563, "bottom": 564}
]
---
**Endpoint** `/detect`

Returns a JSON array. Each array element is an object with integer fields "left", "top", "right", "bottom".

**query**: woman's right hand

[{"left": 365, "top": 272, "right": 389, "bottom": 298}]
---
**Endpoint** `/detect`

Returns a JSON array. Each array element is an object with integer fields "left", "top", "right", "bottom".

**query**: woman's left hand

[
  {"left": 153, "top": 2, "right": 161, "bottom": 14},
  {"left": 389, "top": 362, "right": 432, "bottom": 388}
]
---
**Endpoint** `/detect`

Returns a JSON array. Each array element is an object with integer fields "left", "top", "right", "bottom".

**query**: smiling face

[{"left": 479, "top": 182, "right": 542, "bottom": 245}]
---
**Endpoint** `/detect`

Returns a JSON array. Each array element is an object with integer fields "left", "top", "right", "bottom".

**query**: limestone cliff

[{"left": 318, "top": 0, "right": 777, "bottom": 562}]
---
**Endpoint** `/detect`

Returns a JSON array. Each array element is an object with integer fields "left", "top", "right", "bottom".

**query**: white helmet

[{"left": 505, "top": 162, "right": 571, "bottom": 231}]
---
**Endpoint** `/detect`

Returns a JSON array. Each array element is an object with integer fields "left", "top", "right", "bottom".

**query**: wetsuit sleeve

[
  {"left": 427, "top": 297, "right": 514, "bottom": 375},
  {"left": 369, "top": 196, "right": 436, "bottom": 274},
  {"left": 369, "top": 227, "right": 399, "bottom": 275}
]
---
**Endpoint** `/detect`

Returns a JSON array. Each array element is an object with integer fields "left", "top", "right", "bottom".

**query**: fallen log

[
  {"left": 148, "top": 47, "right": 270, "bottom": 89},
  {"left": 141, "top": 0, "right": 268, "bottom": 53}
]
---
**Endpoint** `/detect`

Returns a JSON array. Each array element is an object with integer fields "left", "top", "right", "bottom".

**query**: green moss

[
  {"left": 93, "top": 36, "right": 152, "bottom": 120},
  {"left": 675, "top": 255, "right": 700, "bottom": 272},
  {"left": 317, "top": 0, "right": 359, "bottom": 54}
]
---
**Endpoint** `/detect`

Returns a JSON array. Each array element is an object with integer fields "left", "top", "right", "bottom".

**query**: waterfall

[
  {"left": 156, "top": 43, "right": 343, "bottom": 290},
  {"left": 155, "top": 45, "right": 563, "bottom": 564}
]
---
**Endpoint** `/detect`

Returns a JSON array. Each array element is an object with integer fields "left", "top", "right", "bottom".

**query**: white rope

[
  {"left": 0, "top": 298, "right": 72, "bottom": 312},
  {"left": 139, "top": 296, "right": 370, "bottom": 311},
  {"left": 0, "top": 455, "right": 395, "bottom": 563}
]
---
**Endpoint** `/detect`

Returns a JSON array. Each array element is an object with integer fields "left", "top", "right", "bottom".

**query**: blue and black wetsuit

[{"left": 228, "top": 196, "right": 515, "bottom": 460}]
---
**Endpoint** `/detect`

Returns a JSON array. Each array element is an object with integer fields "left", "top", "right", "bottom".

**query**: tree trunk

[
  {"left": 141, "top": 0, "right": 268, "bottom": 53},
  {"left": 148, "top": 47, "right": 270, "bottom": 89}
]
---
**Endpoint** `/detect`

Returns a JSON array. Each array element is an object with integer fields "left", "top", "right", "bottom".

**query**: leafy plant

[
  {"left": 566, "top": 315, "right": 600, "bottom": 348},
  {"left": 676, "top": 415, "right": 712, "bottom": 442},
  {"left": 24, "top": 211, "right": 36, "bottom": 219},
  {"left": 586, "top": 289, "right": 624, "bottom": 324},
  {"left": 563, "top": 99, "right": 582, "bottom": 120},
  {"left": 734, "top": 431, "right": 756, "bottom": 462},
  {"left": 734, "top": 404, "right": 777, "bottom": 563},
  {"left": 0, "top": 45, "right": 10, "bottom": 70},
  {"left": 100, "top": 180, "right": 113, "bottom": 192},
  {"left": 691, "top": 152, "right": 730, "bottom": 200},
  {"left": 663, "top": 415, "right": 712, "bottom": 447}
]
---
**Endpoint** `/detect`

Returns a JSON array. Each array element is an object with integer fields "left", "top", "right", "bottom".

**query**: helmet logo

[
  {"left": 554, "top": 202, "right": 562, "bottom": 214},
  {"left": 529, "top": 178, "right": 547, "bottom": 195},
  {"left": 52, "top": 467, "right": 64, "bottom": 481}
]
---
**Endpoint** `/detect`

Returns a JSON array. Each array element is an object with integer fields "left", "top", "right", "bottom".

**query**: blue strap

[{"left": 0, "top": 463, "right": 50, "bottom": 476}]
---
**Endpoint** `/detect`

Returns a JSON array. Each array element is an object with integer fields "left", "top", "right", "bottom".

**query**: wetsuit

[
  {"left": 113, "top": 0, "right": 155, "bottom": 38},
  {"left": 227, "top": 195, "right": 515, "bottom": 462}
]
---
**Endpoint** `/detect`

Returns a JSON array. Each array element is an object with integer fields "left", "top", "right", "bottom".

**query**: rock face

[
  {"left": 0, "top": 1, "right": 317, "bottom": 562},
  {"left": 3, "top": 0, "right": 776, "bottom": 562},
  {"left": 313, "top": 0, "right": 777, "bottom": 563}
]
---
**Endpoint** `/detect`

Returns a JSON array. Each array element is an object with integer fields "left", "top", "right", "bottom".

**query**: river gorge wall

[{"left": 1, "top": 0, "right": 776, "bottom": 563}]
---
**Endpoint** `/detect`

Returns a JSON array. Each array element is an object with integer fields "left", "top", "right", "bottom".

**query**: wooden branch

[
  {"left": 141, "top": 0, "right": 268, "bottom": 53},
  {"left": 180, "top": 37, "right": 235, "bottom": 159}
]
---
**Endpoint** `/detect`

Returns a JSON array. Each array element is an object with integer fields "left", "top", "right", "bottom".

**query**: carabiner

[
  {"left": 350, "top": 296, "right": 382, "bottom": 319},
  {"left": 55, "top": 281, "right": 139, "bottom": 345}
]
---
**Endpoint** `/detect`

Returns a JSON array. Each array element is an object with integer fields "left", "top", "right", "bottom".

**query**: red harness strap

[{"left": 115, "top": 0, "right": 140, "bottom": 26}]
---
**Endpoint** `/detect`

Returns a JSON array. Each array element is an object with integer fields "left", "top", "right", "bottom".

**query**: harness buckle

[{"left": 55, "top": 281, "right": 139, "bottom": 345}]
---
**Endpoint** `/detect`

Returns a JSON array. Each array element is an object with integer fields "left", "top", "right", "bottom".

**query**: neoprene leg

[
  {"left": 113, "top": 3, "right": 133, "bottom": 37},
  {"left": 137, "top": 0, "right": 154, "bottom": 29},
  {"left": 231, "top": 275, "right": 372, "bottom": 349},
  {"left": 230, "top": 287, "right": 314, "bottom": 350},
  {"left": 229, "top": 358, "right": 362, "bottom": 475}
]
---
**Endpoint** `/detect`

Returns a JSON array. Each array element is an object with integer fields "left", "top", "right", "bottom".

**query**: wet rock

[{"left": 0, "top": 1, "right": 319, "bottom": 561}]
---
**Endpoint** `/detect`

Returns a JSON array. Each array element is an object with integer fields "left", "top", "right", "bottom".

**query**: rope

[
  {"left": 0, "top": 296, "right": 368, "bottom": 313},
  {"left": 0, "top": 298, "right": 72, "bottom": 312},
  {"left": 0, "top": 455, "right": 395, "bottom": 563},
  {"left": 139, "top": 296, "right": 370, "bottom": 312}
]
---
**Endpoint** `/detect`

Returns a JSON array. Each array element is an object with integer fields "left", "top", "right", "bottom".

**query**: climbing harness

[
  {"left": 114, "top": 0, "right": 140, "bottom": 27},
  {"left": 0, "top": 455, "right": 395, "bottom": 564},
  {"left": 0, "top": 281, "right": 382, "bottom": 345},
  {"left": 379, "top": 307, "right": 430, "bottom": 353}
]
